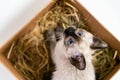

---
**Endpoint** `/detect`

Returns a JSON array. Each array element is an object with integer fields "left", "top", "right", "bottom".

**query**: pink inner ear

[
  {"left": 93, "top": 41, "right": 99, "bottom": 46},
  {"left": 90, "top": 37, "right": 108, "bottom": 49}
]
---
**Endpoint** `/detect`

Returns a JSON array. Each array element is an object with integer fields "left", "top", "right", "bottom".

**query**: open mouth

[{"left": 69, "top": 55, "right": 86, "bottom": 70}]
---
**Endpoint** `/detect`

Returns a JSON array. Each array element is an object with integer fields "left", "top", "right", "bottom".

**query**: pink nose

[{"left": 71, "top": 54, "right": 83, "bottom": 62}]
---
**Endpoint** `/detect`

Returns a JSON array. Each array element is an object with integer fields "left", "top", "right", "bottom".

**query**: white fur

[{"left": 51, "top": 36, "right": 95, "bottom": 80}]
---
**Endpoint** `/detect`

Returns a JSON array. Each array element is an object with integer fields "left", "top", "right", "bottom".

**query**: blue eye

[
  {"left": 67, "top": 38, "right": 73, "bottom": 46},
  {"left": 78, "top": 31, "right": 83, "bottom": 36}
]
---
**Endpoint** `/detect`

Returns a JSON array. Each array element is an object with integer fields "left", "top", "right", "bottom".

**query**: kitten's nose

[{"left": 71, "top": 54, "right": 84, "bottom": 62}]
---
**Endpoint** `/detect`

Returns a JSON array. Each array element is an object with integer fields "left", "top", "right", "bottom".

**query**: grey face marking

[{"left": 64, "top": 27, "right": 80, "bottom": 42}]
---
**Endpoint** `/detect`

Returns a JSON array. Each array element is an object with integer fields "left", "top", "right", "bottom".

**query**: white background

[{"left": 0, "top": 0, "right": 120, "bottom": 80}]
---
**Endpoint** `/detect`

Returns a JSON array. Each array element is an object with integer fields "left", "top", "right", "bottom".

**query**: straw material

[
  {"left": 92, "top": 48, "right": 117, "bottom": 80},
  {"left": 6, "top": 0, "right": 119, "bottom": 80}
]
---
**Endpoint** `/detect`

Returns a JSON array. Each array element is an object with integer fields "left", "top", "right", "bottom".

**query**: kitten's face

[
  {"left": 56, "top": 27, "right": 108, "bottom": 70},
  {"left": 44, "top": 26, "right": 108, "bottom": 70}
]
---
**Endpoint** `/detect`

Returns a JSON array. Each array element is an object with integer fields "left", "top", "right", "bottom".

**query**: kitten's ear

[
  {"left": 43, "top": 29, "right": 56, "bottom": 42},
  {"left": 90, "top": 37, "right": 108, "bottom": 49}
]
